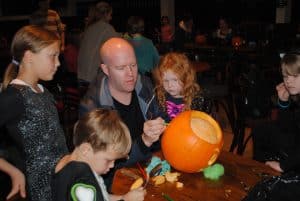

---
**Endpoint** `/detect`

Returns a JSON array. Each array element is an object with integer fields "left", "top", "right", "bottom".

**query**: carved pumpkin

[
  {"left": 161, "top": 110, "right": 223, "bottom": 173},
  {"left": 195, "top": 34, "right": 207, "bottom": 45},
  {"left": 231, "top": 36, "right": 243, "bottom": 47}
]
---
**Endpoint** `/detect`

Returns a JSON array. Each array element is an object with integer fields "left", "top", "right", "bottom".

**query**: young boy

[{"left": 52, "top": 109, "right": 146, "bottom": 201}]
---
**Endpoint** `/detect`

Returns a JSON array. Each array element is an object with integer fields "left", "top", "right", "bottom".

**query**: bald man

[{"left": 80, "top": 37, "right": 165, "bottom": 189}]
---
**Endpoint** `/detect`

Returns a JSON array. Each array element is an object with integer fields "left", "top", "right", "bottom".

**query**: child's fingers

[
  {"left": 20, "top": 183, "right": 26, "bottom": 198},
  {"left": 6, "top": 182, "right": 26, "bottom": 200},
  {"left": 136, "top": 187, "right": 147, "bottom": 200},
  {"left": 6, "top": 186, "right": 19, "bottom": 200},
  {"left": 136, "top": 187, "right": 147, "bottom": 194},
  {"left": 276, "top": 82, "right": 284, "bottom": 89},
  {"left": 130, "top": 187, "right": 146, "bottom": 200}
]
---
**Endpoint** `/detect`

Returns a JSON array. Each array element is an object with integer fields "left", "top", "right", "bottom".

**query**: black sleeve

[
  {"left": 68, "top": 177, "right": 104, "bottom": 201},
  {"left": 52, "top": 162, "right": 105, "bottom": 201},
  {"left": 191, "top": 93, "right": 213, "bottom": 114},
  {"left": 280, "top": 144, "right": 300, "bottom": 172},
  {"left": 0, "top": 87, "right": 24, "bottom": 160},
  {"left": 0, "top": 87, "right": 24, "bottom": 127}
]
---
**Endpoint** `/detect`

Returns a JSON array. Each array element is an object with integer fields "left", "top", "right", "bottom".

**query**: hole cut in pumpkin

[{"left": 190, "top": 118, "right": 219, "bottom": 144}]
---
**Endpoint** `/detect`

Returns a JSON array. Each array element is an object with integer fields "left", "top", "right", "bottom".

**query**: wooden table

[{"left": 112, "top": 151, "right": 279, "bottom": 201}]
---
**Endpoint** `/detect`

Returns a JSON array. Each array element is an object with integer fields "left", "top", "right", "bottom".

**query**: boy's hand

[{"left": 124, "top": 187, "right": 146, "bottom": 201}]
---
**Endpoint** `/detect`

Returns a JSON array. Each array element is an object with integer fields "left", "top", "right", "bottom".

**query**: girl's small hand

[
  {"left": 265, "top": 161, "right": 283, "bottom": 173},
  {"left": 7, "top": 167, "right": 26, "bottom": 200},
  {"left": 124, "top": 187, "right": 146, "bottom": 201},
  {"left": 142, "top": 117, "right": 166, "bottom": 147},
  {"left": 276, "top": 82, "right": 289, "bottom": 101}
]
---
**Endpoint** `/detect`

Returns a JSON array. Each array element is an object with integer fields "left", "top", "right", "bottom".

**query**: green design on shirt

[{"left": 71, "top": 183, "right": 96, "bottom": 201}]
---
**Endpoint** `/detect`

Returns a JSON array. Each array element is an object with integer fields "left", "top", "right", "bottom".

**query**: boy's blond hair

[{"left": 73, "top": 109, "right": 131, "bottom": 157}]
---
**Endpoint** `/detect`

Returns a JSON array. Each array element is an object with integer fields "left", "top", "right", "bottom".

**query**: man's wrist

[{"left": 142, "top": 133, "right": 153, "bottom": 147}]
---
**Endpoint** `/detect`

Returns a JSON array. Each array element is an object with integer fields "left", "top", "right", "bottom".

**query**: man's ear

[{"left": 101, "top": 63, "right": 109, "bottom": 76}]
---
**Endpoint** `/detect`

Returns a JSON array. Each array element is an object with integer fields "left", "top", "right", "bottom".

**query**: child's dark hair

[
  {"left": 85, "top": 1, "right": 112, "bottom": 27},
  {"left": 29, "top": 0, "right": 49, "bottom": 26},
  {"left": 161, "top": 16, "right": 170, "bottom": 23},
  {"left": 182, "top": 13, "right": 193, "bottom": 24},
  {"left": 127, "top": 16, "right": 145, "bottom": 36},
  {"left": 73, "top": 109, "right": 131, "bottom": 157},
  {"left": 2, "top": 25, "right": 59, "bottom": 89}
]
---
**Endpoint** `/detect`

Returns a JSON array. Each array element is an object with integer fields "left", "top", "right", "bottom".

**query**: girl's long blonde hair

[{"left": 2, "top": 25, "right": 59, "bottom": 90}]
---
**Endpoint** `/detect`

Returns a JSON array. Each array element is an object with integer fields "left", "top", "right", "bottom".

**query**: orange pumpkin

[
  {"left": 231, "top": 36, "right": 243, "bottom": 47},
  {"left": 161, "top": 110, "right": 223, "bottom": 173},
  {"left": 195, "top": 34, "right": 207, "bottom": 45}
]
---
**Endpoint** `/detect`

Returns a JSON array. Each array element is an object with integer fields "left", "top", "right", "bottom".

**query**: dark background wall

[
  {"left": 0, "top": 0, "right": 299, "bottom": 82},
  {"left": 175, "top": 0, "right": 277, "bottom": 30},
  {"left": 0, "top": 0, "right": 299, "bottom": 45},
  {"left": 1, "top": 0, "right": 300, "bottom": 31}
]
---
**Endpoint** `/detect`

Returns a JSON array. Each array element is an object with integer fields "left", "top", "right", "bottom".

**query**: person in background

[
  {"left": 30, "top": 0, "right": 66, "bottom": 51},
  {"left": 80, "top": 37, "right": 165, "bottom": 190},
  {"left": 243, "top": 50, "right": 300, "bottom": 201},
  {"left": 0, "top": 25, "right": 68, "bottom": 201},
  {"left": 64, "top": 28, "right": 81, "bottom": 74},
  {"left": 84, "top": 4, "right": 97, "bottom": 29},
  {"left": 77, "top": 1, "right": 119, "bottom": 87},
  {"left": 126, "top": 16, "right": 160, "bottom": 77},
  {"left": 159, "top": 16, "right": 174, "bottom": 53},
  {"left": 52, "top": 109, "right": 146, "bottom": 201},
  {"left": 152, "top": 52, "right": 212, "bottom": 123},
  {"left": 214, "top": 17, "right": 232, "bottom": 45},
  {"left": 174, "top": 13, "right": 195, "bottom": 51},
  {"left": 252, "top": 51, "right": 300, "bottom": 171},
  {"left": 160, "top": 16, "right": 174, "bottom": 44}
]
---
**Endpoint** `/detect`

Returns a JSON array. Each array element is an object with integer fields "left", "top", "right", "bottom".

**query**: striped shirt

[{"left": 44, "top": 9, "right": 65, "bottom": 39}]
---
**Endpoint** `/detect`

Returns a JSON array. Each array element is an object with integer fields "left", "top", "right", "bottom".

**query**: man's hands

[{"left": 142, "top": 117, "right": 166, "bottom": 147}]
